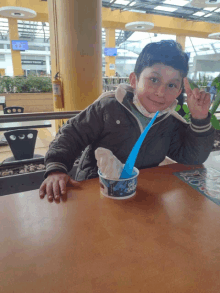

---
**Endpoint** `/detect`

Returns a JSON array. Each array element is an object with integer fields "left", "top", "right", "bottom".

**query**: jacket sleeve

[
  {"left": 167, "top": 112, "right": 215, "bottom": 165},
  {"left": 44, "top": 100, "right": 104, "bottom": 178}
]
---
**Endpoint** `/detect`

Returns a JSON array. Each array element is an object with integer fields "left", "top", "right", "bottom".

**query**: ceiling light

[
  {"left": 199, "top": 47, "right": 210, "bottom": 50},
  {"left": 203, "top": 6, "right": 217, "bottom": 10},
  {"left": 205, "top": 0, "right": 220, "bottom": 4},
  {"left": 208, "top": 32, "right": 220, "bottom": 38},
  {"left": 125, "top": 21, "right": 154, "bottom": 31},
  {"left": 190, "top": 0, "right": 220, "bottom": 8},
  {"left": 204, "top": 13, "right": 213, "bottom": 16},
  {"left": 214, "top": 7, "right": 220, "bottom": 11},
  {"left": 0, "top": 6, "right": 36, "bottom": 19},
  {"left": 193, "top": 11, "right": 206, "bottom": 16},
  {"left": 163, "top": 0, "right": 189, "bottom": 6},
  {"left": 114, "top": 0, "right": 130, "bottom": 4},
  {"left": 129, "top": 9, "right": 146, "bottom": 13},
  {"left": 154, "top": 6, "right": 177, "bottom": 12}
]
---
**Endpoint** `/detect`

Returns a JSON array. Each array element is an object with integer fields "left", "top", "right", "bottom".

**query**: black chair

[
  {"left": 3, "top": 129, "right": 44, "bottom": 162},
  {"left": 4, "top": 106, "right": 24, "bottom": 114}
]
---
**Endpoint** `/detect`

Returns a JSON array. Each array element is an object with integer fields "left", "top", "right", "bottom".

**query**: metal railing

[{"left": 0, "top": 111, "right": 81, "bottom": 123}]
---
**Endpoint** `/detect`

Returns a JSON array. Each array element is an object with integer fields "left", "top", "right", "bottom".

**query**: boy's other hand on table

[{"left": 39, "top": 171, "right": 80, "bottom": 202}]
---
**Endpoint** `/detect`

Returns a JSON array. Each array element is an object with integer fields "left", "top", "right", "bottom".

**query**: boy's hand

[
  {"left": 184, "top": 77, "right": 210, "bottom": 120},
  {"left": 39, "top": 171, "right": 80, "bottom": 202}
]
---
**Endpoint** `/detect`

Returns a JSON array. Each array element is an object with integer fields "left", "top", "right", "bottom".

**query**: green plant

[
  {"left": 0, "top": 75, "right": 52, "bottom": 93},
  {"left": 0, "top": 76, "right": 13, "bottom": 93}
]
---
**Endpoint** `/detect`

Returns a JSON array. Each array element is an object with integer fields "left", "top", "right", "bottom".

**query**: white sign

[
  {"left": 53, "top": 84, "right": 61, "bottom": 95},
  {"left": 109, "top": 63, "right": 115, "bottom": 70}
]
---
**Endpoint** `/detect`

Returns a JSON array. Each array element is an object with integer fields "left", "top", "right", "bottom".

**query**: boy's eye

[
  {"left": 150, "top": 78, "right": 158, "bottom": 83},
  {"left": 169, "top": 83, "right": 177, "bottom": 88}
]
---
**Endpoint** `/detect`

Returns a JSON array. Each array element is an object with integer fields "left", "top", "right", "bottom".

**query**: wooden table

[
  {"left": 1, "top": 163, "right": 220, "bottom": 293},
  {"left": 0, "top": 120, "right": 52, "bottom": 131}
]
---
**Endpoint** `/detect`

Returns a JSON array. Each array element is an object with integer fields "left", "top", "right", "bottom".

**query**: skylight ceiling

[
  {"left": 102, "top": 0, "right": 220, "bottom": 24},
  {"left": 0, "top": 19, "right": 50, "bottom": 42},
  {"left": 0, "top": 1, "right": 220, "bottom": 61}
]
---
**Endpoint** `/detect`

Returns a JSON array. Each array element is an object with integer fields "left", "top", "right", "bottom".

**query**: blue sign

[
  {"left": 11, "top": 40, "right": 29, "bottom": 51},
  {"left": 104, "top": 48, "right": 117, "bottom": 56}
]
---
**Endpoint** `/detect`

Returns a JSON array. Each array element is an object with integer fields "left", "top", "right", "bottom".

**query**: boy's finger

[
  {"left": 200, "top": 91, "right": 206, "bottom": 104},
  {"left": 39, "top": 183, "right": 46, "bottom": 198},
  {"left": 46, "top": 183, "right": 54, "bottom": 201},
  {"left": 39, "top": 190, "right": 45, "bottom": 199},
  {"left": 183, "top": 77, "right": 192, "bottom": 96},
  {"left": 59, "top": 180, "right": 66, "bottom": 194},
  {"left": 205, "top": 93, "right": 211, "bottom": 104},
  {"left": 53, "top": 181, "right": 61, "bottom": 200},
  {"left": 192, "top": 87, "right": 200, "bottom": 100}
]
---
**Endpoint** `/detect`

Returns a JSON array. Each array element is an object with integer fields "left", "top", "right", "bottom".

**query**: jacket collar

[{"left": 115, "top": 83, "right": 188, "bottom": 123}]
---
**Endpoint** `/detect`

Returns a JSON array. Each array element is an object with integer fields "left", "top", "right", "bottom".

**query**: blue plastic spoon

[{"left": 119, "top": 111, "right": 160, "bottom": 179}]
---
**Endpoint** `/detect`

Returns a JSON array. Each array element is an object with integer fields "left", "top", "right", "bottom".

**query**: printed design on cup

[
  {"left": 99, "top": 177, "right": 137, "bottom": 197},
  {"left": 100, "top": 182, "right": 108, "bottom": 195}
]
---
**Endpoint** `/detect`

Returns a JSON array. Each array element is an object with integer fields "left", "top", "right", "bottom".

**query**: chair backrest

[
  {"left": 4, "top": 129, "right": 38, "bottom": 160},
  {"left": 4, "top": 106, "right": 24, "bottom": 114}
]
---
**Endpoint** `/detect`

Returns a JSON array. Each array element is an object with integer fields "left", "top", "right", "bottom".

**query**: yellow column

[
  {"left": 176, "top": 35, "right": 186, "bottom": 51},
  {"left": 47, "top": 0, "right": 102, "bottom": 133},
  {"left": 105, "top": 29, "right": 116, "bottom": 77},
  {"left": 8, "top": 18, "right": 23, "bottom": 76},
  {"left": 47, "top": 0, "right": 63, "bottom": 131}
]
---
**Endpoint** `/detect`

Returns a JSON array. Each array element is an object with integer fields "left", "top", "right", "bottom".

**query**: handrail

[{"left": 0, "top": 111, "right": 82, "bottom": 123}]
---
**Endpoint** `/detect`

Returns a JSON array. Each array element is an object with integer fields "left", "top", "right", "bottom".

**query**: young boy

[{"left": 39, "top": 40, "right": 214, "bottom": 201}]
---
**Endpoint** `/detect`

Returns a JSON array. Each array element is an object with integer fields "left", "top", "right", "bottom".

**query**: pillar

[
  {"left": 176, "top": 35, "right": 186, "bottom": 51},
  {"left": 105, "top": 28, "right": 116, "bottom": 77},
  {"left": 8, "top": 18, "right": 23, "bottom": 76},
  {"left": 47, "top": 0, "right": 102, "bottom": 132}
]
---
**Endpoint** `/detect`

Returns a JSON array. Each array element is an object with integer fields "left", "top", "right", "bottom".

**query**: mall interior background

[{"left": 1, "top": 17, "right": 220, "bottom": 81}]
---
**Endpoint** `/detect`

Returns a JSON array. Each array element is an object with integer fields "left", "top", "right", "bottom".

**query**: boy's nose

[{"left": 155, "top": 84, "right": 166, "bottom": 97}]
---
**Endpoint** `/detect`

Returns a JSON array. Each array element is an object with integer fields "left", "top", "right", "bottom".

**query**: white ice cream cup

[{"left": 98, "top": 167, "right": 139, "bottom": 200}]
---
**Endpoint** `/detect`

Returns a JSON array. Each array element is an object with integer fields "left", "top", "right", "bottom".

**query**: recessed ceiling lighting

[
  {"left": 205, "top": 0, "right": 220, "bottom": 4},
  {"left": 129, "top": 9, "right": 146, "bottom": 13},
  {"left": 125, "top": 21, "right": 154, "bottom": 31},
  {"left": 114, "top": 0, "right": 130, "bottom": 4},
  {"left": 199, "top": 47, "right": 210, "bottom": 51},
  {"left": 154, "top": 6, "right": 177, "bottom": 12},
  {"left": 0, "top": 6, "right": 36, "bottom": 19},
  {"left": 204, "top": 13, "right": 213, "bottom": 16},
  {"left": 208, "top": 32, "right": 220, "bottom": 38},
  {"left": 203, "top": 6, "right": 217, "bottom": 10},
  {"left": 163, "top": 0, "right": 189, "bottom": 6},
  {"left": 214, "top": 8, "right": 220, "bottom": 12},
  {"left": 193, "top": 11, "right": 206, "bottom": 16}
]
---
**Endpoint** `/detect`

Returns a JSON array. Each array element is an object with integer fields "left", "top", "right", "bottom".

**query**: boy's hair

[{"left": 134, "top": 40, "right": 189, "bottom": 81}]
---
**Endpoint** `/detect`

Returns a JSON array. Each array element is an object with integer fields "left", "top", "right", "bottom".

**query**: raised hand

[{"left": 184, "top": 77, "right": 210, "bottom": 120}]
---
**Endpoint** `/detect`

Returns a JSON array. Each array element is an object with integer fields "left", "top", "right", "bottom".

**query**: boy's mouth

[{"left": 149, "top": 99, "right": 164, "bottom": 106}]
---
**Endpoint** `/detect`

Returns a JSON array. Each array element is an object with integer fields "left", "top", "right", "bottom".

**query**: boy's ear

[
  {"left": 177, "top": 86, "right": 183, "bottom": 97},
  {"left": 129, "top": 72, "right": 137, "bottom": 89}
]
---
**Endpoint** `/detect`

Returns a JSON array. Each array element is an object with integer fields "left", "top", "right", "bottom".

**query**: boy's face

[{"left": 129, "top": 63, "right": 183, "bottom": 113}]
